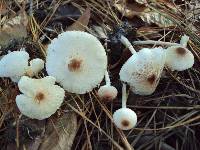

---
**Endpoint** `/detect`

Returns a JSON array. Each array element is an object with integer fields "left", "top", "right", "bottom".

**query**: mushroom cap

[
  {"left": 113, "top": 108, "right": 137, "bottom": 130},
  {"left": 165, "top": 46, "right": 194, "bottom": 71},
  {"left": 119, "top": 47, "right": 166, "bottom": 95},
  {"left": 46, "top": 31, "right": 107, "bottom": 94},
  {"left": 97, "top": 85, "right": 118, "bottom": 101},
  {"left": 0, "top": 51, "right": 29, "bottom": 77},
  {"left": 16, "top": 76, "right": 65, "bottom": 120},
  {"left": 27, "top": 58, "right": 44, "bottom": 76}
]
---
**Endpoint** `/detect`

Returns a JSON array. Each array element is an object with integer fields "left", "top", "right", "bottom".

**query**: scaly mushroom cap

[
  {"left": 113, "top": 108, "right": 137, "bottom": 130},
  {"left": 0, "top": 51, "right": 29, "bottom": 77},
  {"left": 16, "top": 76, "right": 65, "bottom": 120},
  {"left": 97, "top": 85, "right": 118, "bottom": 101},
  {"left": 46, "top": 31, "right": 107, "bottom": 94},
  {"left": 165, "top": 46, "right": 194, "bottom": 71},
  {"left": 120, "top": 47, "right": 166, "bottom": 95}
]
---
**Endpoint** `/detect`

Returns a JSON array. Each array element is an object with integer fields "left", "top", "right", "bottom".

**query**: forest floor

[{"left": 0, "top": 0, "right": 200, "bottom": 150}]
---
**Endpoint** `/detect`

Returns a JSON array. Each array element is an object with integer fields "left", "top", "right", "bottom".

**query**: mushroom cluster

[
  {"left": 0, "top": 30, "right": 194, "bottom": 133},
  {"left": 0, "top": 31, "right": 110, "bottom": 120},
  {"left": 0, "top": 50, "right": 44, "bottom": 82}
]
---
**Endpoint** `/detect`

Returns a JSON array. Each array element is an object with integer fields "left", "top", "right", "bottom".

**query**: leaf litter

[{"left": 0, "top": 0, "right": 200, "bottom": 150}]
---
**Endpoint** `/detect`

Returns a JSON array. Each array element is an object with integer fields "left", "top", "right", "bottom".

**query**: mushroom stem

[
  {"left": 180, "top": 35, "right": 189, "bottom": 47},
  {"left": 120, "top": 35, "right": 136, "bottom": 54},
  {"left": 122, "top": 83, "right": 127, "bottom": 108},
  {"left": 105, "top": 70, "right": 111, "bottom": 86},
  {"left": 133, "top": 40, "right": 180, "bottom": 46}
]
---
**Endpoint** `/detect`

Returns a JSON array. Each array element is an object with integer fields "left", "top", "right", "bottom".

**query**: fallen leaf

[
  {"left": 114, "top": 0, "right": 148, "bottom": 19},
  {"left": 39, "top": 113, "right": 77, "bottom": 150},
  {"left": 0, "top": 0, "right": 8, "bottom": 15},
  {"left": 66, "top": 7, "right": 90, "bottom": 31},
  {"left": 0, "top": 10, "right": 28, "bottom": 47},
  {"left": 140, "top": 10, "right": 175, "bottom": 27}
]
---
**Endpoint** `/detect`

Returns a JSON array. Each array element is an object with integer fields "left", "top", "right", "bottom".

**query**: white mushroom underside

[
  {"left": 120, "top": 47, "right": 166, "bottom": 95},
  {"left": 16, "top": 76, "right": 65, "bottom": 120},
  {"left": 46, "top": 31, "right": 107, "bottom": 94}
]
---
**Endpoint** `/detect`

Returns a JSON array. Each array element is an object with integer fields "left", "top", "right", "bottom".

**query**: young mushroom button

[
  {"left": 98, "top": 71, "right": 118, "bottom": 101},
  {"left": 46, "top": 31, "right": 107, "bottom": 94}
]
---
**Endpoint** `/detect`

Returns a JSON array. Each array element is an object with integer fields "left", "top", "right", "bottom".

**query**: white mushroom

[
  {"left": 113, "top": 83, "right": 137, "bottom": 130},
  {"left": 165, "top": 35, "right": 194, "bottom": 71},
  {"left": 120, "top": 47, "right": 166, "bottom": 95},
  {"left": 133, "top": 35, "right": 194, "bottom": 71},
  {"left": 46, "top": 31, "right": 107, "bottom": 94},
  {"left": 26, "top": 58, "right": 45, "bottom": 76},
  {"left": 0, "top": 50, "right": 45, "bottom": 82},
  {"left": 97, "top": 71, "right": 118, "bottom": 101},
  {"left": 16, "top": 76, "right": 65, "bottom": 120},
  {"left": 0, "top": 51, "right": 29, "bottom": 78},
  {"left": 165, "top": 46, "right": 194, "bottom": 71}
]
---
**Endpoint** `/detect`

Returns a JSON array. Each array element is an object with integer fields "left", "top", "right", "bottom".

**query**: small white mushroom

[
  {"left": 26, "top": 58, "right": 45, "bottom": 76},
  {"left": 0, "top": 51, "right": 29, "bottom": 78},
  {"left": 132, "top": 35, "right": 194, "bottom": 71},
  {"left": 165, "top": 46, "right": 194, "bottom": 71},
  {"left": 120, "top": 47, "right": 166, "bottom": 95},
  {"left": 46, "top": 31, "right": 107, "bottom": 94},
  {"left": 113, "top": 83, "right": 137, "bottom": 130},
  {"left": 16, "top": 76, "right": 65, "bottom": 120},
  {"left": 97, "top": 71, "right": 118, "bottom": 101},
  {"left": 0, "top": 50, "right": 45, "bottom": 82},
  {"left": 165, "top": 35, "right": 194, "bottom": 71}
]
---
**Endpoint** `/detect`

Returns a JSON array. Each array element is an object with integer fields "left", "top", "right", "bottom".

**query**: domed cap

[
  {"left": 16, "top": 76, "right": 65, "bottom": 120},
  {"left": 0, "top": 51, "right": 29, "bottom": 77},
  {"left": 46, "top": 31, "right": 107, "bottom": 94},
  {"left": 165, "top": 46, "right": 194, "bottom": 71},
  {"left": 113, "top": 108, "right": 137, "bottom": 130},
  {"left": 97, "top": 85, "right": 118, "bottom": 101},
  {"left": 120, "top": 47, "right": 166, "bottom": 95}
]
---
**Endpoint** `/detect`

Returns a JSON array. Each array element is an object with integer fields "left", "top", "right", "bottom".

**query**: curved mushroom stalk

[
  {"left": 119, "top": 35, "right": 136, "bottom": 54},
  {"left": 113, "top": 83, "right": 137, "bottom": 130},
  {"left": 133, "top": 35, "right": 190, "bottom": 47},
  {"left": 120, "top": 47, "right": 166, "bottom": 95}
]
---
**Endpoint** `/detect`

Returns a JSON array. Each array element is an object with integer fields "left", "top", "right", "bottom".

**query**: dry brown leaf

[
  {"left": 0, "top": 0, "right": 8, "bottom": 15},
  {"left": 66, "top": 8, "right": 90, "bottom": 31},
  {"left": 0, "top": 10, "right": 28, "bottom": 46},
  {"left": 114, "top": 1, "right": 148, "bottom": 19},
  {"left": 140, "top": 10, "right": 174, "bottom": 27},
  {"left": 39, "top": 113, "right": 77, "bottom": 150}
]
